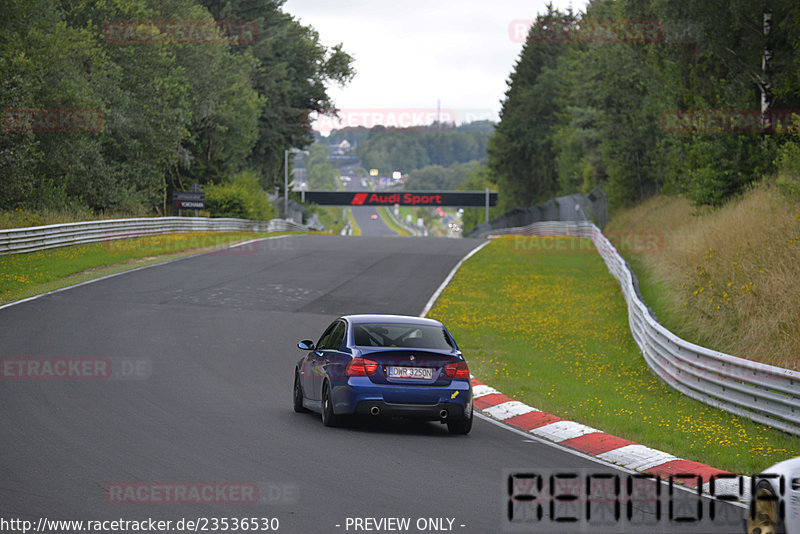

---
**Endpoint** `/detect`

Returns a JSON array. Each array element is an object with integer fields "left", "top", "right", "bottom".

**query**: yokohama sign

[{"left": 304, "top": 191, "right": 497, "bottom": 207}]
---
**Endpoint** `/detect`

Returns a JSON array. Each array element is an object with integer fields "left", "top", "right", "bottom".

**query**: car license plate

[{"left": 388, "top": 366, "right": 433, "bottom": 380}]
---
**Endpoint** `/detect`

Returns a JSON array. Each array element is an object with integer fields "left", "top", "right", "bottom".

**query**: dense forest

[
  {"left": 489, "top": 0, "right": 800, "bottom": 212},
  {"left": 7, "top": 0, "right": 800, "bottom": 221},
  {"left": 0, "top": 0, "right": 353, "bottom": 215}
]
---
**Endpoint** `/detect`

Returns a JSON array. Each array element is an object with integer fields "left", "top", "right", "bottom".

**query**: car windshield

[{"left": 353, "top": 323, "right": 454, "bottom": 350}]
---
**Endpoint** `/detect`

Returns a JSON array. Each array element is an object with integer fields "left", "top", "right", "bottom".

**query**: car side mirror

[{"left": 297, "top": 339, "right": 315, "bottom": 350}]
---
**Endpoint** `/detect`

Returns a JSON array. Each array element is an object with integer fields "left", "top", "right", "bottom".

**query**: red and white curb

[{"left": 471, "top": 378, "right": 751, "bottom": 504}]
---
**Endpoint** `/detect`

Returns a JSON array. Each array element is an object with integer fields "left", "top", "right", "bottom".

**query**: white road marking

[
  {"left": 529, "top": 420, "right": 601, "bottom": 442},
  {"left": 471, "top": 384, "right": 500, "bottom": 398},
  {"left": 483, "top": 401, "right": 538, "bottom": 420},
  {"left": 597, "top": 444, "right": 679, "bottom": 471}
]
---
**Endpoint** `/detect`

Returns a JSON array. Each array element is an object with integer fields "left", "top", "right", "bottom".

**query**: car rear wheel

[
  {"left": 321, "top": 382, "right": 340, "bottom": 427},
  {"left": 747, "top": 480, "right": 784, "bottom": 534},
  {"left": 293, "top": 372, "right": 309, "bottom": 413},
  {"left": 447, "top": 410, "right": 472, "bottom": 435}
]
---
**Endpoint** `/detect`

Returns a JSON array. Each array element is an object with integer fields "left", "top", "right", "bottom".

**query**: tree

[
  {"left": 305, "top": 144, "right": 338, "bottom": 190},
  {"left": 0, "top": 0, "right": 354, "bottom": 214},
  {"left": 1, "top": 0, "right": 118, "bottom": 210},
  {"left": 487, "top": 6, "right": 576, "bottom": 211},
  {"left": 201, "top": 0, "right": 355, "bottom": 190},
  {"left": 489, "top": 0, "right": 800, "bottom": 209}
]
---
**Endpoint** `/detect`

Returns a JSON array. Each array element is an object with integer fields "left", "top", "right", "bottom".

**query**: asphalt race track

[
  {"left": 0, "top": 235, "right": 744, "bottom": 533},
  {"left": 350, "top": 203, "right": 395, "bottom": 237},
  {"left": 342, "top": 171, "right": 396, "bottom": 237}
]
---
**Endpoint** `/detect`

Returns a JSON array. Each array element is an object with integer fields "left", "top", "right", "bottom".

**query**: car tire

[
  {"left": 321, "top": 382, "right": 340, "bottom": 427},
  {"left": 447, "top": 410, "right": 472, "bottom": 435},
  {"left": 747, "top": 480, "right": 785, "bottom": 534},
  {"left": 293, "top": 372, "right": 309, "bottom": 413}
]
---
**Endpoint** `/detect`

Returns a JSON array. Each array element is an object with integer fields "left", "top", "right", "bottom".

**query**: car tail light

[
  {"left": 444, "top": 361, "right": 470, "bottom": 379},
  {"left": 346, "top": 357, "right": 378, "bottom": 376}
]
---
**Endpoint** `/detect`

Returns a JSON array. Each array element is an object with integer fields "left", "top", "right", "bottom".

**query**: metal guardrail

[
  {"left": 482, "top": 220, "right": 800, "bottom": 435},
  {"left": 465, "top": 187, "right": 608, "bottom": 237},
  {"left": 382, "top": 206, "right": 422, "bottom": 236},
  {"left": 0, "top": 217, "right": 311, "bottom": 255}
]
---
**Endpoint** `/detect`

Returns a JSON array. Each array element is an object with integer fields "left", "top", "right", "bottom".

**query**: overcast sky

[{"left": 283, "top": 0, "right": 587, "bottom": 133}]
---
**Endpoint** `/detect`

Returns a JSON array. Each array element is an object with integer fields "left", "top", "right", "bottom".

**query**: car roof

[{"left": 342, "top": 314, "right": 444, "bottom": 328}]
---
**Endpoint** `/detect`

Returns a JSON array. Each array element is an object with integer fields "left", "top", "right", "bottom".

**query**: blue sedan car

[{"left": 293, "top": 314, "right": 473, "bottom": 434}]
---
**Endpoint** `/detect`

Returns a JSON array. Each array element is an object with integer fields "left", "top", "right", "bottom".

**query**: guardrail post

[{"left": 485, "top": 187, "right": 490, "bottom": 224}]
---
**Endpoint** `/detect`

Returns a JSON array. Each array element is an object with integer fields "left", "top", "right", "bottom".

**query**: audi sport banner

[{"left": 303, "top": 191, "right": 497, "bottom": 207}]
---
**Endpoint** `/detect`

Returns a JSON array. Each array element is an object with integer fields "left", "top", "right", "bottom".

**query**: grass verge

[
  {"left": 0, "top": 231, "right": 293, "bottom": 304},
  {"left": 311, "top": 206, "right": 347, "bottom": 235},
  {"left": 605, "top": 187, "right": 800, "bottom": 370},
  {"left": 428, "top": 235, "right": 799, "bottom": 475}
]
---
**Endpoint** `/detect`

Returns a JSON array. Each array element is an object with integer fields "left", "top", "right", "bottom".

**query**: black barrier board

[
  {"left": 303, "top": 191, "right": 497, "bottom": 207},
  {"left": 172, "top": 191, "right": 205, "bottom": 210}
]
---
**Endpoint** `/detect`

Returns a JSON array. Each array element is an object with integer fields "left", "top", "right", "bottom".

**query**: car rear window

[{"left": 353, "top": 323, "right": 454, "bottom": 350}]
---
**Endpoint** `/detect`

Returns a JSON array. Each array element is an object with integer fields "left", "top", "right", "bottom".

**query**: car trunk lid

[{"left": 357, "top": 348, "right": 461, "bottom": 387}]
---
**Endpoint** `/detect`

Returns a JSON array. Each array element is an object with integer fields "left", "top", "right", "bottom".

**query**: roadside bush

[
  {"left": 774, "top": 141, "right": 800, "bottom": 200},
  {"left": 204, "top": 171, "right": 276, "bottom": 220}
]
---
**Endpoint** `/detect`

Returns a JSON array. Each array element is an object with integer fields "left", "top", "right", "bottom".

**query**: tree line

[
  {"left": 0, "top": 0, "right": 354, "bottom": 215},
  {"left": 488, "top": 0, "right": 800, "bottom": 211},
  {"left": 324, "top": 122, "right": 494, "bottom": 177},
  {"left": 404, "top": 160, "right": 486, "bottom": 191}
]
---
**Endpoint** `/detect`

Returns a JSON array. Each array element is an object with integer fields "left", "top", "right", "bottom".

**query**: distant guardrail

[
  {"left": 482, "top": 220, "right": 800, "bottom": 435},
  {"left": 382, "top": 206, "right": 422, "bottom": 236},
  {"left": 0, "top": 217, "right": 311, "bottom": 255},
  {"left": 464, "top": 187, "right": 608, "bottom": 237}
]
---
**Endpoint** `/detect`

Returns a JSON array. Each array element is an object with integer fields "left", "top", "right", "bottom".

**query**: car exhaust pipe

[
  {"left": 439, "top": 409, "right": 449, "bottom": 419},
  {"left": 370, "top": 406, "right": 381, "bottom": 416}
]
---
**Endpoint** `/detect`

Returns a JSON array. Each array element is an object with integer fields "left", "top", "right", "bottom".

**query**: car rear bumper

[
  {"left": 354, "top": 400, "right": 469, "bottom": 420},
  {"left": 332, "top": 377, "right": 472, "bottom": 420}
]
